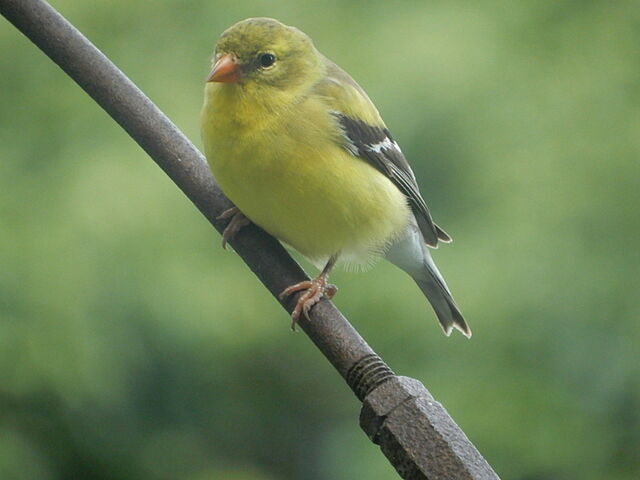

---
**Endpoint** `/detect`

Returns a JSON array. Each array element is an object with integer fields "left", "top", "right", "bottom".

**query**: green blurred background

[{"left": 1, "top": 1, "right": 639, "bottom": 479}]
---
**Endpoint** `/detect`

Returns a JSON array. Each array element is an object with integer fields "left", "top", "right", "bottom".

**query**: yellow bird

[{"left": 201, "top": 18, "right": 471, "bottom": 337}]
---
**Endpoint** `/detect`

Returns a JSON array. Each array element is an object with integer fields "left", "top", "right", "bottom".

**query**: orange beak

[{"left": 207, "top": 54, "right": 241, "bottom": 83}]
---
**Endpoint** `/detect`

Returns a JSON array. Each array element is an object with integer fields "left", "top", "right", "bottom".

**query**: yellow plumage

[
  {"left": 201, "top": 17, "right": 471, "bottom": 336},
  {"left": 202, "top": 78, "right": 410, "bottom": 265}
]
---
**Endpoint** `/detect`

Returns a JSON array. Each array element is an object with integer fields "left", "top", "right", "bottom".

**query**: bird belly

[{"left": 208, "top": 138, "right": 410, "bottom": 267}]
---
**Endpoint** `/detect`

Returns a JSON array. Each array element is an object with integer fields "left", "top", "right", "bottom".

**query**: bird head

[{"left": 206, "top": 18, "right": 323, "bottom": 95}]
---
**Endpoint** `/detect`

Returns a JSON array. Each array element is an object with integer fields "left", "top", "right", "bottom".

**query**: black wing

[{"left": 334, "top": 113, "right": 451, "bottom": 247}]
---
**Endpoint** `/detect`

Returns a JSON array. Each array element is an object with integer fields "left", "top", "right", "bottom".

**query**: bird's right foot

[{"left": 217, "top": 207, "right": 250, "bottom": 249}]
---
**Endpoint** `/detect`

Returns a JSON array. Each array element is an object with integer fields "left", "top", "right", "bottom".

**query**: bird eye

[{"left": 259, "top": 53, "right": 276, "bottom": 68}]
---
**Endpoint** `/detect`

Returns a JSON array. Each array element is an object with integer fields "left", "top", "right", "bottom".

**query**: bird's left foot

[
  {"left": 217, "top": 207, "right": 250, "bottom": 249},
  {"left": 279, "top": 274, "right": 337, "bottom": 329}
]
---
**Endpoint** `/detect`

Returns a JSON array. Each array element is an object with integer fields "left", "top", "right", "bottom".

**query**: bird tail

[
  {"left": 385, "top": 223, "right": 471, "bottom": 337},
  {"left": 414, "top": 253, "right": 471, "bottom": 338}
]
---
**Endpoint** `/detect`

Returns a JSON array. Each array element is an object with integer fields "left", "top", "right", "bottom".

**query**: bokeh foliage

[{"left": 1, "top": 1, "right": 639, "bottom": 479}]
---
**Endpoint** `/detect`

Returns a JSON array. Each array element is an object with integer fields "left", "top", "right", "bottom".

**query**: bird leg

[
  {"left": 217, "top": 206, "right": 250, "bottom": 249},
  {"left": 279, "top": 255, "right": 338, "bottom": 329}
]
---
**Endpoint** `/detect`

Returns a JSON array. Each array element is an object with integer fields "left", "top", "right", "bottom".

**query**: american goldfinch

[{"left": 201, "top": 18, "right": 471, "bottom": 337}]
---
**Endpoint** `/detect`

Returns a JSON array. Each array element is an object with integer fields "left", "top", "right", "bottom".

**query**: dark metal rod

[{"left": 0, "top": 1, "right": 499, "bottom": 478}]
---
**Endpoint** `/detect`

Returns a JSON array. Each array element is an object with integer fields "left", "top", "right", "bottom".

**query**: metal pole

[{"left": 0, "top": 1, "right": 499, "bottom": 478}]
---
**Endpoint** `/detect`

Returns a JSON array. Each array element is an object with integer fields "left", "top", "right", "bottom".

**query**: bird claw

[
  {"left": 217, "top": 207, "right": 250, "bottom": 249},
  {"left": 279, "top": 276, "right": 338, "bottom": 330}
]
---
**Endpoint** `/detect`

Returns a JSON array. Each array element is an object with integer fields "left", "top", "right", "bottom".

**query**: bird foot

[
  {"left": 217, "top": 207, "right": 250, "bottom": 249},
  {"left": 279, "top": 275, "right": 337, "bottom": 330}
]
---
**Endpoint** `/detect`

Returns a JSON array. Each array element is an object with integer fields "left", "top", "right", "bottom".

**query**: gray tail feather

[{"left": 414, "top": 260, "right": 471, "bottom": 338}]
